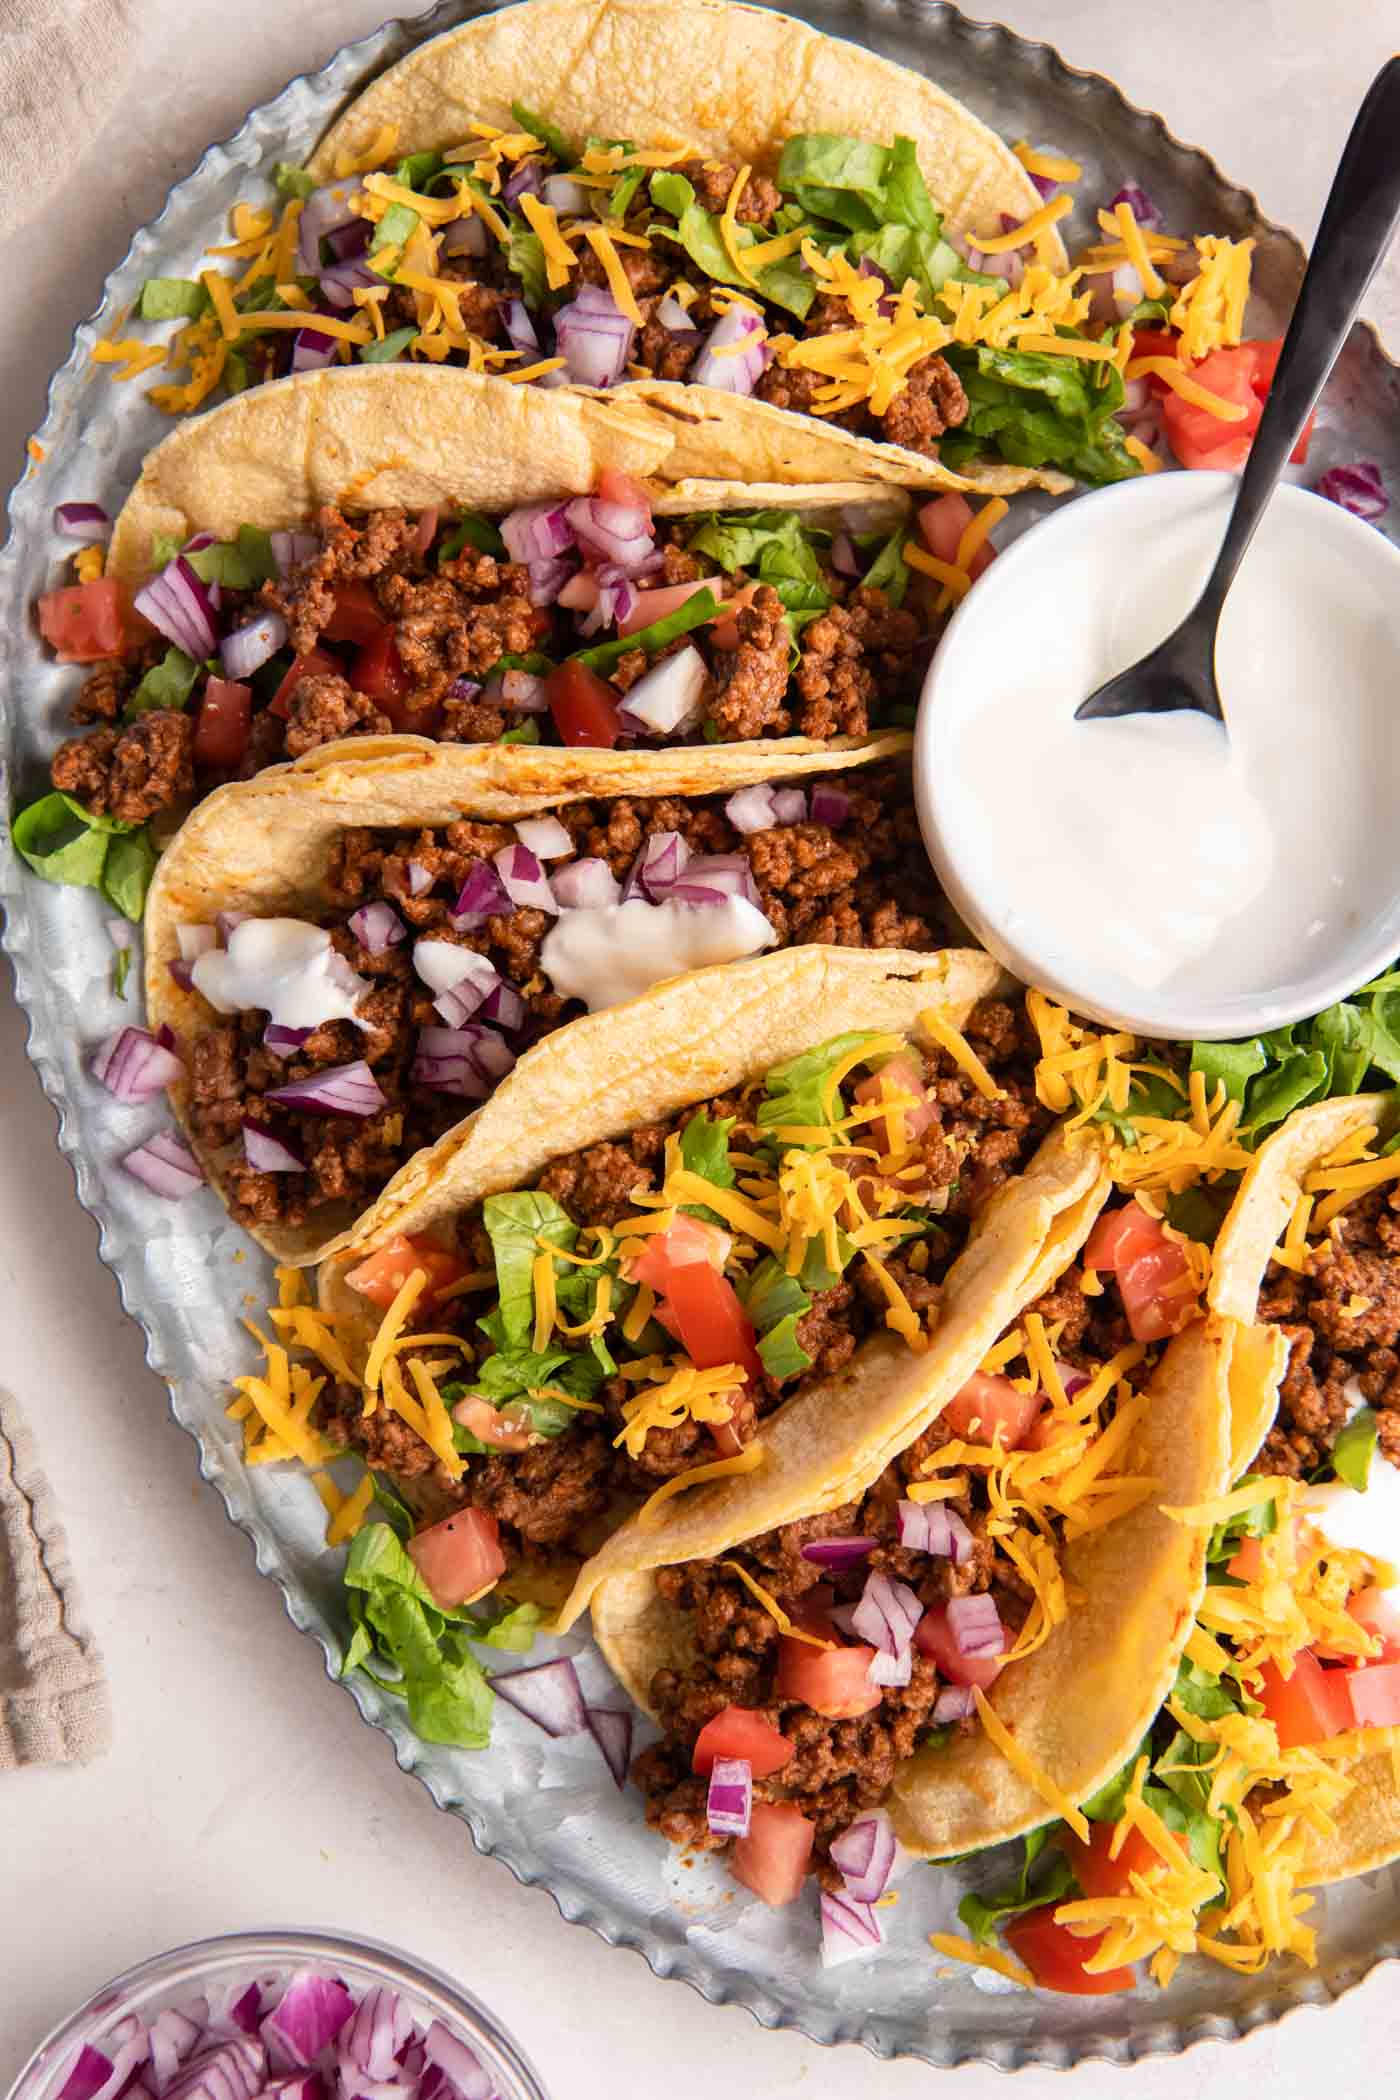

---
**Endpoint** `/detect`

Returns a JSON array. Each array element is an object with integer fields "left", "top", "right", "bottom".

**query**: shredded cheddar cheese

[
  {"left": 720, "top": 1559, "right": 834, "bottom": 1647},
  {"left": 634, "top": 1442, "right": 766, "bottom": 1528}
]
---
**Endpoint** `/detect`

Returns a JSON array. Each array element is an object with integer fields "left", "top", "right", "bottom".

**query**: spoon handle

[{"left": 1198, "top": 54, "right": 1400, "bottom": 615}]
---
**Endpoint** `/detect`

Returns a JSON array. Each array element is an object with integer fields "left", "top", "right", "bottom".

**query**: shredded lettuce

[
  {"left": 12, "top": 793, "right": 156, "bottom": 919},
  {"left": 126, "top": 646, "right": 200, "bottom": 717},
  {"left": 438, "top": 509, "right": 508, "bottom": 562},
  {"left": 138, "top": 277, "right": 211, "bottom": 321},
  {"left": 941, "top": 345, "right": 1139, "bottom": 486},
  {"left": 1332, "top": 1406, "right": 1379, "bottom": 1491},
  {"left": 372, "top": 201, "right": 420, "bottom": 254},
  {"left": 273, "top": 162, "right": 316, "bottom": 200},
  {"left": 512, "top": 101, "right": 572, "bottom": 166},
  {"left": 758, "top": 1030, "right": 881, "bottom": 1135},
  {"left": 507, "top": 221, "right": 550, "bottom": 310},
  {"left": 648, "top": 170, "right": 817, "bottom": 319},
  {"left": 571, "top": 586, "right": 719, "bottom": 674},
  {"left": 684, "top": 511, "right": 832, "bottom": 628},
  {"left": 185, "top": 524, "right": 278, "bottom": 589},
  {"left": 860, "top": 524, "right": 912, "bottom": 608},
  {"left": 957, "top": 1827, "right": 1076, "bottom": 1944},
  {"left": 358, "top": 325, "right": 418, "bottom": 365},
  {"left": 480, "top": 1192, "right": 578, "bottom": 1349}
]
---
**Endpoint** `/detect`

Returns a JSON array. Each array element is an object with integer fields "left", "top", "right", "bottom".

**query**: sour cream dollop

[
  {"left": 1306, "top": 1458, "right": 1400, "bottom": 1601},
  {"left": 540, "top": 896, "right": 778, "bottom": 1012},
  {"left": 190, "top": 918, "right": 369, "bottom": 1030}
]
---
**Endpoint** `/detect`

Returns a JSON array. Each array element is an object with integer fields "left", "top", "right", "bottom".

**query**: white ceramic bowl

[{"left": 913, "top": 471, "right": 1400, "bottom": 1040}]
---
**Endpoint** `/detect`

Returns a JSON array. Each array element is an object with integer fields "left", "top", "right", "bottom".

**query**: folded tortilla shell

[{"left": 146, "top": 738, "right": 914, "bottom": 1263}]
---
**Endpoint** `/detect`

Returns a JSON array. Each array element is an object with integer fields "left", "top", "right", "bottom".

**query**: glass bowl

[{"left": 4, "top": 1931, "right": 547, "bottom": 2100}]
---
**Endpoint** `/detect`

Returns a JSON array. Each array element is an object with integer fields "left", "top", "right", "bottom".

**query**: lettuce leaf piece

[
  {"left": 439, "top": 509, "right": 508, "bottom": 562},
  {"left": 358, "top": 325, "right": 418, "bottom": 364},
  {"left": 12, "top": 791, "right": 155, "bottom": 917},
  {"left": 681, "top": 1110, "right": 737, "bottom": 1189},
  {"left": 847, "top": 223, "right": 962, "bottom": 310},
  {"left": 1143, "top": 1775, "right": 1223, "bottom": 1886},
  {"left": 758, "top": 1030, "right": 882, "bottom": 1134},
  {"left": 480, "top": 1191, "right": 577, "bottom": 1349},
  {"left": 101, "top": 829, "right": 159, "bottom": 922},
  {"left": 585, "top": 137, "right": 646, "bottom": 219},
  {"left": 571, "top": 586, "right": 718, "bottom": 673},
  {"left": 1205, "top": 1475, "right": 1279, "bottom": 1565},
  {"left": 1080, "top": 1740, "right": 1150, "bottom": 1822},
  {"left": 649, "top": 169, "right": 695, "bottom": 220},
  {"left": 741, "top": 1256, "right": 810, "bottom": 1335},
  {"left": 112, "top": 947, "right": 132, "bottom": 999},
  {"left": 648, "top": 171, "right": 817, "bottom": 319},
  {"left": 946, "top": 344, "right": 1139, "bottom": 486},
  {"left": 757, "top": 1311, "right": 812, "bottom": 1381},
  {"left": 274, "top": 162, "right": 315, "bottom": 200},
  {"left": 125, "top": 646, "right": 200, "bottom": 717},
  {"left": 372, "top": 201, "right": 420, "bottom": 253},
  {"left": 861, "top": 524, "right": 911, "bottom": 607},
  {"left": 394, "top": 151, "right": 444, "bottom": 192},
  {"left": 512, "top": 101, "right": 572, "bottom": 166},
  {"left": 499, "top": 720, "right": 542, "bottom": 745},
  {"left": 1169, "top": 1654, "right": 1242, "bottom": 1721},
  {"left": 507, "top": 221, "right": 549, "bottom": 310},
  {"left": 476, "top": 1599, "right": 548, "bottom": 1651},
  {"left": 1190, "top": 1037, "right": 1267, "bottom": 1106},
  {"left": 1332, "top": 1406, "right": 1379, "bottom": 1491},
  {"left": 138, "top": 277, "right": 211, "bottom": 321},
  {"left": 186, "top": 524, "right": 278, "bottom": 589},
  {"left": 777, "top": 132, "right": 893, "bottom": 232},
  {"left": 685, "top": 511, "right": 832, "bottom": 628},
  {"left": 957, "top": 1828, "right": 1075, "bottom": 1944}
]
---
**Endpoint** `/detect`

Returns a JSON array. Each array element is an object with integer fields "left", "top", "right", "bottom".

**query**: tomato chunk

[
  {"left": 1347, "top": 1587, "right": 1400, "bottom": 1663},
  {"left": 270, "top": 645, "right": 340, "bottom": 719},
  {"left": 618, "top": 578, "right": 715, "bottom": 636},
  {"left": 344, "top": 1233, "right": 474, "bottom": 1309},
  {"left": 941, "top": 1370, "right": 1042, "bottom": 1450},
  {"left": 853, "top": 1052, "right": 935, "bottom": 1152},
  {"left": 1062, "top": 1818, "right": 1177, "bottom": 1900},
  {"left": 1160, "top": 339, "right": 1315, "bottom": 473},
  {"left": 691, "top": 1705, "right": 793, "bottom": 1778},
  {"left": 595, "top": 467, "right": 653, "bottom": 522},
  {"left": 1084, "top": 1204, "right": 1199, "bottom": 1343},
  {"left": 917, "top": 493, "right": 997, "bottom": 579},
  {"left": 1004, "top": 1906, "right": 1137, "bottom": 1995},
  {"left": 661, "top": 1260, "right": 764, "bottom": 1388},
  {"left": 775, "top": 1636, "right": 883, "bottom": 1719},
  {"left": 350, "top": 629, "right": 410, "bottom": 703},
  {"left": 546, "top": 660, "right": 624, "bottom": 748},
  {"left": 1255, "top": 1651, "right": 1354, "bottom": 1748},
  {"left": 708, "top": 583, "right": 759, "bottom": 650},
  {"left": 452, "top": 1395, "right": 532, "bottom": 1453},
  {"left": 914, "top": 1602, "right": 1005, "bottom": 1690},
  {"left": 1346, "top": 1661, "right": 1400, "bottom": 1728},
  {"left": 1084, "top": 1203, "right": 1162, "bottom": 1273},
  {"left": 407, "top": 1508, "right": 505, "bottom": 1608},
  {"left": 38, "top": 578, "right": 127, "bottom": 662},
  {"left": 628, "top": 1215, "right": 732, "bottom": 1292},
  {"left": 730, "top": 1800, "right": 815, "bottom": 1907},
  {"left": 322, "top": 580, "right": 389, "bottom": 646},
  {"left": 192, "top": 677, "right": 252, "bottom": 771}
]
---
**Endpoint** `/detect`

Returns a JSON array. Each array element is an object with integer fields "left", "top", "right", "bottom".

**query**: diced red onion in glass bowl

[
  {"left": 348, "top": 901, "right": 406, "bottom": 955},
  {"left": 492, "top": 843, "right": 558, "bottom": 913},
  {"left": 706, "top": 1756, "right": 753, "bottom": 1838},
  {"left": 54, "top": 501, "right": 112, "bottom": 544},
  {"left": 819, "top": 1888, "right": 884, "bottom": 1967},
  {"left": 242, "top": 1121, "right": 305, "bottom": 1174},
  {"left": 615, "top": 644, "right": 708, "bottom": 736},
  {"left": 1317, "top": 461, "right": 1388, "bottom": 521},
  {"left": 266, "top": 1061, "right": 387, "bottom": 1118},
  {"left": 123, "top": 1130, "right": 205, "bottom": 1199},
  {"left": 92, "top": 1026, "right": 183, "bottom": 1104},
  {"left": 946, "top": 1590, "right": 1006, "bottom": 1658},
  {"left": 550, "top": 857, "right": 621, "bottom": 910}
]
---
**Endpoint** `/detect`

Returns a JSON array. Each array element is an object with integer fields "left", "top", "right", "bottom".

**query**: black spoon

[{"left": 1076, "top": 55, "right": 1400, "bottom": 724}]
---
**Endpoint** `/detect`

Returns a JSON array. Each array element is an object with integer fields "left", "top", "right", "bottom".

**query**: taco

[
  {"left": 286, "top": 956, "right": 1118, "bottom": 1715},
  {"left": 20, "top": 374, "right": 941, "bottom": 919},
  {"left": 145, "top": 740, "right": 940, "bottom": 1262}
]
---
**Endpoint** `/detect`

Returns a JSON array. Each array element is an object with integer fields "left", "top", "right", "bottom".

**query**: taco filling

[
  {"left": 24, "top": 486, "right": 928, "bottom": 906},
  {"left": 171, "top": 764, "right": 944, "bottom": 1234}
]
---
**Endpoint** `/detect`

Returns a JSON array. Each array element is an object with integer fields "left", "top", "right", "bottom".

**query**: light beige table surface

[{"left": 2, "top": 3, "right": 1398, "bottom": 2093}]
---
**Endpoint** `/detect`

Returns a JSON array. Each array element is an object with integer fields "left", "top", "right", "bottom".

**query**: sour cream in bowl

[{"left": 914, "top": 471, "right": 1400, "bottom": 1039}]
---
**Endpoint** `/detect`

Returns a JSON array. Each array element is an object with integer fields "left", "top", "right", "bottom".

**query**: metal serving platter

[{"left": 2, "top": 0, "right": 1399, "bottom": 2068}]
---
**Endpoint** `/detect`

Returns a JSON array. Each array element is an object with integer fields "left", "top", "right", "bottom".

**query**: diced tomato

[
  {"left": 914, "top": 1602, "right": 1005, "bottom": 1690},
  {"left": 1226, "top": 1534, "right": 1266, "bottom": 1583},
  {"left": 1061, "top": 1818, "right": 1177, "bottom": 1900},
  {"left": 1346, "top": 1661, "right": 1400, "bottom": 1728},
  {"left": 1004, "top": 1906, "right": 1137, "bottom": 1995},
  {"left": 691, "top": 1705, "right": 794, "bottom": 1778},
  {"left": 343, "top": 1233, "right": 475, "bottom": 1309},
  {"left": 557, "top": 570, "right": 601, "bottom": 612},
  {"left": 628, "top": 1215, "right": 732, "bottom": 1292},
  {"left": 595, "top": 467, "right": 653, "bottom": 523},
  {"left": 1346, "top": 1587, "right": 1400, "bottom": 1663},
  {"left": 729, "top": 1800, "right": 815, "bottom": 1907},
  {"left": 269, "top": 645, "right": 340, "bottom": 719},
  {"left": 1244, "top": 340, "right": 1316, "bottom": 464},
  {"left": 350, "top": 629, "right": 411, "bottom": 703},
  {"left": 941, "top": 1370, "right": 1042, "bottom": 1450},
  {"left": 660, "top": 1260, "right": 764, "bottom": 1388},
  {"left": 322, "top": 581, "right": 389, "bottom": 646},
  {"left": 853, "top": 1052, "right": 935, "bottom": 1153},
  {"left": 37, "top": 577, "right": 127, "bottom": 662},
  {"left": 407, "top": 1508, "right": 505, "bottom": 1608},
  {"left": 192, "top": 677, "right": 253, "bottom": 772},
  {"left": 775, "top": 1636, "right": 883, "bottom": 1719},
  {"left": 452, "top": 1395, "right": 532, "bottom": 1452},
  {"left": 708, "top": 583, "right": 759, "bottom": 650},
  {"left": 917, "top": 493, "right": 996, "bottom": 579},
  {"left": 1160, "top": 339, "right": 1315, "bottom": 474},
  {"left": 1084, "top": 1204, "right": 1199, "bottom": 1343},
  {"left": 1255, "top": 1650, "right": 1354, "bottom": 1748},
  {"left": 1127, "top": 327, "right": 1181, "bottom": 372},
  {"left": 545, "top": 659, "right": 624, "bottom": 748},
  {"left": 618, "top": 578, "right": 714, "bottom": 637}
]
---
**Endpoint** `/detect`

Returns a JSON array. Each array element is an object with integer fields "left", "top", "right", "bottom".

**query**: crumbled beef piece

[
  {"left": 427, "top": 263, "right": 504, "bottom": 339},
  {"left": 50, "top": 709, "right": 194, "bottom": 821},
  {"left": 677, "top": 160, "right": 782, "bottom": 223},
  {"left": 795, "top": 1283, "right": 859, "bottom": 1379},
  {"left": 440, "top": 697, "right": 509, "bottom": 743},
  {"left": 660, "top": 543, "right": 705, "bottom": 585},
  {"left": 469, "top": 1429, "right": 616, "bottom": 1547},
  {"left": 319, "top": 1380, "right": 457, "bottom": 1484},
  {"left": 706, "top": 584, "right": 791, "bottom": 739},
  {"left": 880, "top": 354, "right": 968, "bottom": 456},
  {"left": 635, "top": 314, "right": 702, "bottom": 383},
  {"left": 377, "top": 566, "right": 547, "bottom": 704},
  {"left": 261, "top": 507, "right": 422, "bottom": 655},
  {"left": 72, "top": 660, "right": 132, "bottom": 723},
  {"left": 535, "top": 1138, "right": 657, "bottom": 1224},
  {"left": 608, "top": 648, "right": 650, "bottom": 696},
  {"left": 753, "top": 363, "right": 829, "bottom": 416},
  {"left": 237, "top": 709, "right": 289, "bottom": 777},
  {"left": 576, "top": 242, "right": 673, "bottom": 298},
  {"left": 283, "top": 672, "right": 392, "bottom": 756}
]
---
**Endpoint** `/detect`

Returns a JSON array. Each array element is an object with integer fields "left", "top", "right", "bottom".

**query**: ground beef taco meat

[{"left": 182, "top": 766, "right": 950, "bottom": 1232}]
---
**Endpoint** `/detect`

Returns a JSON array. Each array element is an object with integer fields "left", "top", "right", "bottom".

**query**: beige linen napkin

[
  {"left": 0, "top": 0, "right": 135, "bottom": 242},
  {"left": 0, "top": 1388, "right": 111, "bottom": 1768}
]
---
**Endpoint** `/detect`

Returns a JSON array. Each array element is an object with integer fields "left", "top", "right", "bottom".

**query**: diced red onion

[
  {"left": 327, "top": 219, "right": 370, "bottom": 263},
  {"left": 243, "top": 1121, "right": 306, "bottom": 1174},
  {"left": 946, "top": 1591, "right": 1006, "bottom": 1659},
  {"left": 501, "top": 668, "right": 549, "bottom": 710},
  {"left": 828, "top": 1603, "right": 859, "bottom": 1638},
  {"left": 830, "top": 531, "right": 861, "bottom": 578},
  {"left": 492, "top": 841, "right": 558, "bottom": 913},
  {"left": 291, "top": 327, "right": 338, "bottom": 373},
  {"left": 266, "top": 1061, "right": 386, "bottom": 1118},
  {"left": 271, "top": 530, "right": 319, "bottom": 577},
  {"left": 691, "top": 304, "right": 770, "bottom": 396},
  {"left": 514, "top": 815, "right": 573, "bottom": 859},
  {"left": 809, "top": 784, "right": 851, "bottom": 828},
  {"left": 441, "top": 215, "right": 487, "bottom": 258},
  {"left": 317, "top": 260, "right": 381, "bottom": 311},
  {"left": 1120, "top": 373, "right": 1151, "bottom": 415},
  {"left": 262, "top": 1972, "right": 354, "bottom": 2067},
  {"left": 163, "top": 2038, "right": 264, "bottom": 2100},
  {"left": 501, "top": 501, "right": 574, "bottom": 564},
  {"left": 214, "top": 911, "right": 248, "bottom": 944},
  {"left": 57, "top": 2046, "right": 118, "bottom": 2100},
  {"left": 706, "top": 1755, "right": 753, "bottom": 1838},
  {"left": 134, "top": 555, "right": 218, "bottom": 659},
  {"left": 550, "top": 856, "right": 621, "bottom": 910},
  {"left": 897, "top": 1498, "right": 974, "bottom": 1563},
  {"left": 852, "top": 1570, "right": 923, "bottom": 1658},
  {"left": 615, "top": 643, "right": 707, "bottom": 736},
  {"left": 54, "top": 501, "right": 112, "bottom": 544},
  {"left": 866, "top": 1646, "right": 913, "bottom": 1689},
  {"left": 480, "top": 981, "right": 527, "bottom": 1032},
  {"left": 176, "top": 923, "right": 218, "bottom": 962},
  {"left": 92, "top": 1025, "right": 182, "bottom": 1104},
  {"left": 492, "top": 1655, "right": 588, "bottom": 1736},
  {"left": 553, "top": 287, "right": 636, "bottom": 388},
  {"left": 123, "top": 1130, "right": 205, "bottom": 1200},
  {"left": 933, "top": 1684, "right": 977, "bottom": 1723},
  {"left": 655, "top": 293, "right": 694, "bottom": 331},
  {"left": 1112, "top": 260, "right": 1144, "bottom": 309},
  {"left": 800, "top": 1535, "right": 877, "bottom": 1571},
  {"left": 450, "top": 859, "right": 512, "bottom": 928},
  {"left": 770, "top": 787, "right": 806, "bottom": 825},
  {"left": 348, "top": 901, "right": 406, "bottom": 955},
  {"left": 148, "top": 2009, "right": 201, "bottom": 2093},
  {"left": 167, "top": 959, "right": 194, "bottom": 990},
  {"left": 433, "top": 975, "right": 495, "bottom": 1030},
  {"left": 263, "top": 1023, "right": 312, "bottom": 1055},
  {"left": 502, "top": 300, "right": 539, "bottom": 361},
  {"left": 586, "top": 1704, "right": 633, "bottom": 1789},
  {"left": 1318, "top": 461, "right": 1389, "bottom": 521},
  {"left": 503, "top": 160, "right": 543, "bottom": 207},
  {"left": 413, "top": 938, "right": 497, "bottom": 1000},
  {"left": 724, "top": 784, "right": 779, "bottom": 834},
  {"left": 963, "top": 237, "right": 1024, "bottom": 290},
  {"left": 1108, "top": 183, "right": 1162, "bottom": 231},
  {"left": 1056, "top": 1360, "right": 1091, "bottom": 1400},
  {"left": 221, "top": 610, "right": 288, "bottom": 679},
  {"left": 820, "top": 1888, "right": 884, "bottom": 1967},
  {"left": 563, "top": 491, "right": 655, "bottom": 573},
  {"left": 411, "top": 1027, "right": 489, "bottom": 1099},
  {"left": 656, "top": 852, "right": 760, "bottom": 909},
  {"left": 829, "top": 1808, "right": 900, "bottom": 1903},
  {"left": 405, "top": 859, "right": 433, "bottom": 896},
  {"left": 628, "top": 830, "right": 690, "bottom": 901},
  {"left": 541, "top": 173, "right": 589, "bottom": 214},
  {"left": 298, "top": 184, "right": 361, "bottom": 273},
  {"left": 339, "top": 1989, "right": 413, "bottom": 2082},
  {"left": 421, "top": 2023, "right": 490, "bottom": 2100}
]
